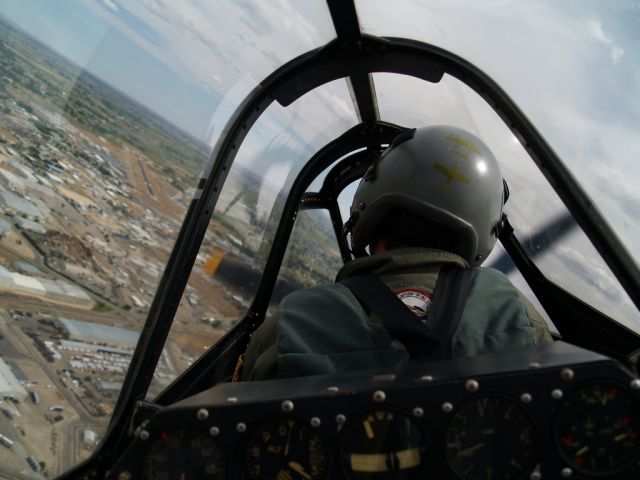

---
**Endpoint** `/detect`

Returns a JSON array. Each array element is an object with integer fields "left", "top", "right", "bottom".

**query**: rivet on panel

[
  {"left": 465, "top": 379, "right": 479, "bottom": 392},
  {"left": 281, "top": 400, "right": 294, "bottom": 413},
  {"left": 560, "top": 368, "right": 574, "bottom": 381},
  {"left": 372, "top": 390, "right": 386, "bottom": 403},
  {"left": 520, "top": 393, "right": 533, "bottom": 404}
]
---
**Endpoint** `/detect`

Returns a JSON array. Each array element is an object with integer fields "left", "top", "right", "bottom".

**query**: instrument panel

[{"left": 110, "top": 342, "right": 640, "bottom": 479}]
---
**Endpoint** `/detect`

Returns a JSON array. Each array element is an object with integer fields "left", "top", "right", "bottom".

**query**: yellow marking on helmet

[
  {"left": 445, "top": 134, "right": 481, "bottom": 161},
  {"left": 434, "top": 163, "right": 471, "bottom": 187}
]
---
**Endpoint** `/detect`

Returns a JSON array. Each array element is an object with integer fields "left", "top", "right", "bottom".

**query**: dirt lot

[
  {"left": 170, "top": 329, "right": 224, "bottom": 354},
  {"left": 0, "top": 125, "right": 18, "bottom": 144},
  {"left": 188, "top": 271, "right": 239, "bottom": 319},
  {"left": 0, "top": 226, "right": 37, "bottom": 261}
]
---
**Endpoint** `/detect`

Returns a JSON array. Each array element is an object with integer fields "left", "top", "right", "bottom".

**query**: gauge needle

[
  {"left": 614, "top": 433, "right": 628, "bottom": 442},
  {"left": 576, "top": 446, "right": 589, "bottom": 456},
  {"left": 288, "top": 461, "right": 312, "bottom": 479},
  {"left": 459, "top": 443, "right": 485, "bottom": 457},
  {"left": 284, "top": 424, "right": 292, "bottom": 456}
]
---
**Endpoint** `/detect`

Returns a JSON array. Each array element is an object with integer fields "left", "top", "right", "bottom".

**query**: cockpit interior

[{"left": 0, "top": 1, "right": 638, "bottom": 480}]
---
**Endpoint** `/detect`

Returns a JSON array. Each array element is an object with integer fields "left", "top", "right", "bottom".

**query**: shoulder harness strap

[{"left": 340, "top": 265, "right": 473, "bottom": 360}]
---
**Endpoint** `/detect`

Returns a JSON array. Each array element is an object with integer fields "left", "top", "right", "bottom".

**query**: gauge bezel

[
  {"left": 444, "top": 393, "right": 540, "bottom": 480},
  {"left": 338, "top": 404, "right": 431, "bottom": 480},
  {"left": 553, "top": 380, "right": 640, "bottom": 478},
  {"left": 238, "top": 413, "right": 331, "bottom": 480},
  {"left": 140, "top": 422, "right": 226, "bottom": 480}
]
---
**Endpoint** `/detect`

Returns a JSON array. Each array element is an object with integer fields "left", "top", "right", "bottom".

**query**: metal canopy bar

[
  {"left": 499, "top": 218, "right": 640, "bottom": 358},
  {"left": 66, "top": 31, "right": 640, "bottom": 480},
  {"left": 327, "top": 0, "right": 360, "bottom": 41},
  {"left": 347, "top": 74, "right": 380, "bottom": 123},
  {"left": 153, "top": 122, "right": 404, "bottom": 406},
  {"left": 303, "top": 144, "right": 391, "bottom": 262},
  {"left": 265, "top": 34, "right": 640, "bottom": 314},
  {"left": 249, "top": 122, "right": 405, "bottom": 327},
  {"left": 327, "top": 0, "right": 380, "bottom": 123}
]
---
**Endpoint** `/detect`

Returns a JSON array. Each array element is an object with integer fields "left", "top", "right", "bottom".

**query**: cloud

[
  {"left": 583, "top": 16, "right": 624, "bottom": 64},
  {"left": 84, "top": 0, "right": 333, "bottom": 98},
  {"left": 551, "top": 241, "right": 639, "bottom": 328},
  {"left": 103, "top": 0, "right": 119, "bottom": 13}
]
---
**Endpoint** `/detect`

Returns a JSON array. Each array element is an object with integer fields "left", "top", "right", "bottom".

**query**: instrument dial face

[
  {"left": 556, "top": 383, "right": 640, "bottom": 476},
  {"left": 243, "top": 416, "right": 328, "bottom": 480},
  {"left": 446, "top": 396, "right": 538, "bottom": 480},
  {"left": 142, "top": 427, "right": 225, "bottom": 480},
  {"left": 339, "top": 408, "right": 428, "bottom": 479}
]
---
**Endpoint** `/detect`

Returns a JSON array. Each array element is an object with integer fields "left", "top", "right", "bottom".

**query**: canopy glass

[
  {"left": 0, "top": 1, "right": 637, "bottom": 477},
  {"left": 357, "top": 0, "right": 640, "bottom": 263}
]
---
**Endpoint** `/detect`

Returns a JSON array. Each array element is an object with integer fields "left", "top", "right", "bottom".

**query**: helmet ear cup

[{"left": 345, "top": 125, "right": 505, "bottom": 265}]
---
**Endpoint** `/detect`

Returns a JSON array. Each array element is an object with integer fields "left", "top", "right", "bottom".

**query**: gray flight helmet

[{"left": 346, "top": 125, "right": 507, "bottom": 265}]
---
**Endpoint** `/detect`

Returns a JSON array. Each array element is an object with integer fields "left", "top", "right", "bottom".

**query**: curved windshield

[
  {"left": 371, "top": 72, "right": 639, "bottom": 330},
  {"left": 149, "top": 79, "right": 357, "bottom": 396},
  {"left": 0, "top": 1, "right": 337, "bottom": 476},
  {"left": 1, "top": 0, "right": 637, "bottom": 477},
  {"left": 357, "top": 0, "right": 640, "bottom": 267}
]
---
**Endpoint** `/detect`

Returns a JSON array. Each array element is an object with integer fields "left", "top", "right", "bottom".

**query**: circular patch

[{"left": 395, "top": 288, "right": 432, "bottom": 317}]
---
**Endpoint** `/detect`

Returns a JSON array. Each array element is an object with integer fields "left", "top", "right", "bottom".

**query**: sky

[{"left": 0, "top": 0, "right": 638, "bottom": 326}]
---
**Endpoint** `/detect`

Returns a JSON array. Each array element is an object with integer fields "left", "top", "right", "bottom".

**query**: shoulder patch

[{"left": 395, "top": 288, "right": 432, "bottom": 317}]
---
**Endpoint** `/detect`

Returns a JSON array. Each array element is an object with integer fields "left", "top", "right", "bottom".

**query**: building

[
  {"left": 15, "top": 216, "right": 47, "bottom": 234},
  {"left": 0, "top": 185, "right": 43, "bottom": 218},
  {"left": 0, "top": 218, "right": 11, "bottom": 236},
  {"left": 0, "top": 266, "right": 93, "bottom": 308},
  {"left": 0, "top": 357, "right": 27, "bottom": 399},
  {"left": 0, "top": 168, "right": 25, "bottom": 193},
  {"left": 57, "top": 318, "right": 139, "bottom": 350},
  {"left": 83, "top": 429, "right": 97, "bottom": 448},
  {"left": 12, "top": 261, "right": 40, "bottom": 274}
]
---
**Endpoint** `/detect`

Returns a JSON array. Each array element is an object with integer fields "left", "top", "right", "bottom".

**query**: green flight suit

[{"left": 240, "top": 248, "right": 552, "bottom": 381}]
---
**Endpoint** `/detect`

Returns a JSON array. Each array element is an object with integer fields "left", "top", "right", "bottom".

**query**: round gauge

[
  {"left": 445, "top": 396, "right": 538, "bottom": 480},
  {"left": 339, "top": 408, "right": 428, "bottom": 479},
  {"left": 243, "top": 416, "right": 328, "bottom": 480},
  {"left": 142, "top": 426, "right": 225, "bottom": 479},
  {"left": 555, "top": 383, "right": 640, "bottom": 476}
]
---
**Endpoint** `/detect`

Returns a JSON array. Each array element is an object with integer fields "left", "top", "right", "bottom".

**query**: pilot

[{"left": 238, "top": 125, "right": 552, "bottom": 381}]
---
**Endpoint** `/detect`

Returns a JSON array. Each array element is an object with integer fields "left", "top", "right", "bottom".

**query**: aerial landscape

[{"left": 0, "top": 15, "right": 302, "bottom": 478}]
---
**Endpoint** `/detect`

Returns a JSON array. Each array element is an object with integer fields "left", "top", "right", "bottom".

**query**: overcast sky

[{"left": 1, "top": 0, "right": 638, "bottom": 326}]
